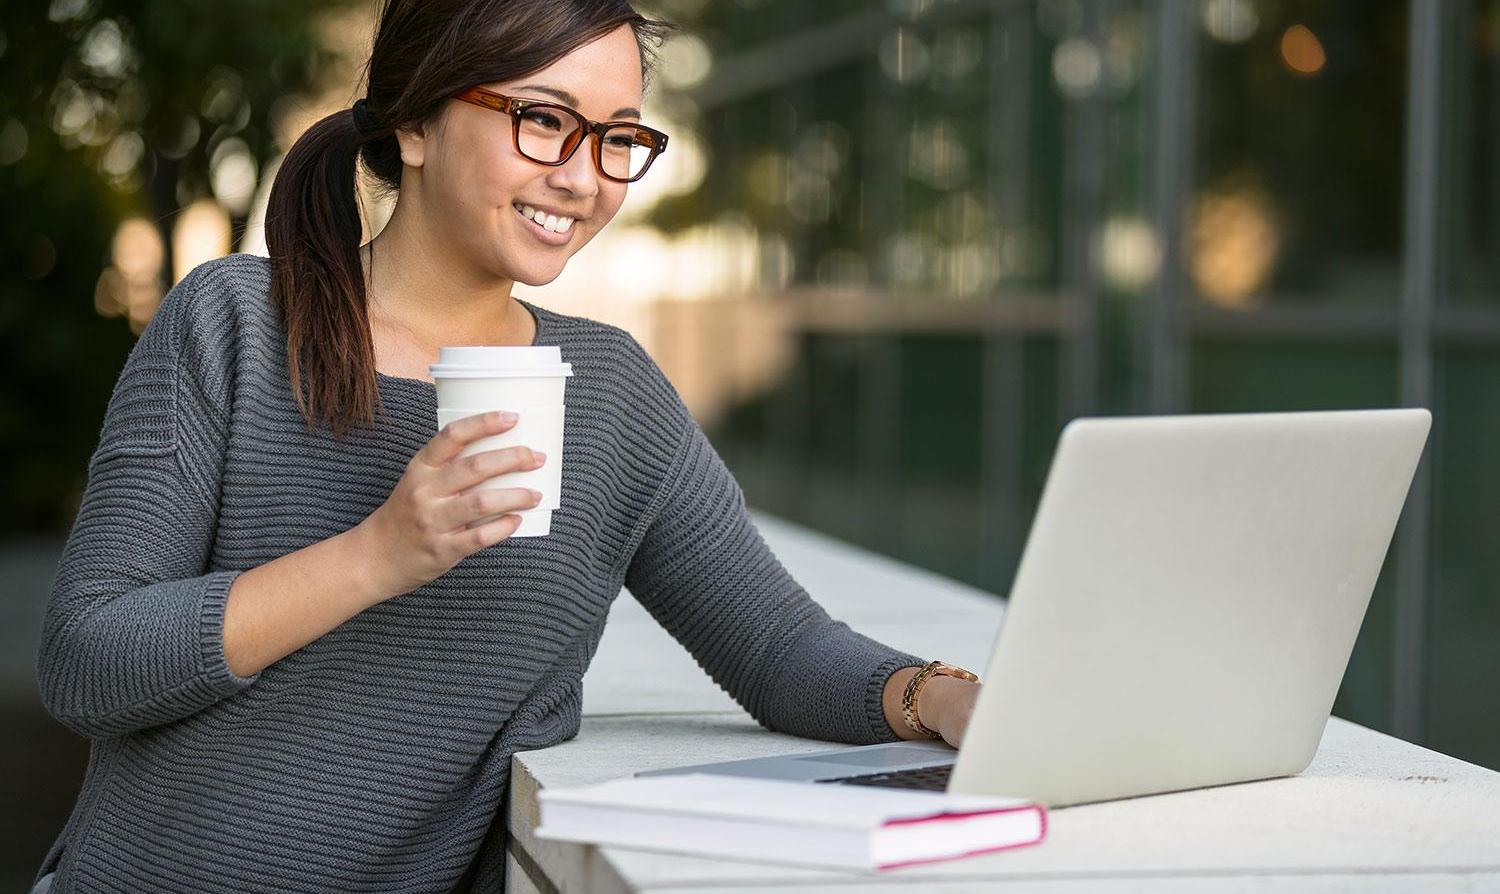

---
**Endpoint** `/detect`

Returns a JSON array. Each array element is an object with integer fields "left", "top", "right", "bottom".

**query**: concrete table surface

[{"left": 508, "top": 512, "right": 1500, "bottom": 893}]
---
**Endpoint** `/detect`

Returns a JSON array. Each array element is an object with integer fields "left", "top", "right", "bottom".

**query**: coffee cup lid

[{"left": 429, "top": 345, "right": 572, "bottom": 379}]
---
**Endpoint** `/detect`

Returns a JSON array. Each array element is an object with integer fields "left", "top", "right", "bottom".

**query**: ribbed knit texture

[{"left": 33, "top": 253, "right": 924, "bottom": 893}]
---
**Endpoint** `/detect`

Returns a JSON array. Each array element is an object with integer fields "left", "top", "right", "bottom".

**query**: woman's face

[{"left": 398, "top": 23, "right": 645, "bottom": 287}]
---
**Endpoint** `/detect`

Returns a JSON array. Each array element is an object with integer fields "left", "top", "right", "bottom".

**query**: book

[{"left": 534, "top": 772, "right": 1047, "bottom": 872}]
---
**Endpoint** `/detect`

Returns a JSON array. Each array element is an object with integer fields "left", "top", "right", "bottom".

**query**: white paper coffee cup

[{"left": 431, "top": 346, "right": 572, "bottom": 538}]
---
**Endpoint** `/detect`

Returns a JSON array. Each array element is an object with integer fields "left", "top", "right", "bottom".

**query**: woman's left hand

[{"left": 920, "top": 676, "right": 981, "bottom": 749}]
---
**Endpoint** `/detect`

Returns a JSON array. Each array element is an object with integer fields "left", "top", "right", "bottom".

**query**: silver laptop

[{"left": 641, "top": 409, "right": 1432, "bottom": 808}]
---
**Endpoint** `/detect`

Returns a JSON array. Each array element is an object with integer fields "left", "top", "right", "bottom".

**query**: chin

[
  {"left": 496, "top": 246, "right": 572, "bottom": 287},
  {"left": 512, "top": 264, "right": 567, "bottom": 287}
]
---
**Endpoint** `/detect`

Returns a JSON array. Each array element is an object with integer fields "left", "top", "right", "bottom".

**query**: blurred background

[{"left": 3, "top": 0, "right": 1498, "bottom": 886}]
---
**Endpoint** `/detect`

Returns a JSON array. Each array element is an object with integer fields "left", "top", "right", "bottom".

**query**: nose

[{"left": 546, "top": 133, "right": 601, "bottom": 199}]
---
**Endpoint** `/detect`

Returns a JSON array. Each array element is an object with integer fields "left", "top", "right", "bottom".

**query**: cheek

[
  {"left": 589, "top": 187, "right": 629, "bottom": 230},
  {"left": 446, "top": 138, "right": 521, "bottom": 204}
]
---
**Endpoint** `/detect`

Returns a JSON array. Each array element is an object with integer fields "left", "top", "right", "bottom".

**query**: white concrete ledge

[{"left": 509, "top": 511, "right": 1500, "bottom": 893}]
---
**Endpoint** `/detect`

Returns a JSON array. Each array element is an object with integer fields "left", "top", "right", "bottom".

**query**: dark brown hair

[{"left": 265, "top": 0, "right": 677, "bottom": 439}]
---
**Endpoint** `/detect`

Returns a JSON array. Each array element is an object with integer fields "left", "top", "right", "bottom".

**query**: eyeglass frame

[{"left": 451, "top": 85, "right": 669, "bottom": 183}]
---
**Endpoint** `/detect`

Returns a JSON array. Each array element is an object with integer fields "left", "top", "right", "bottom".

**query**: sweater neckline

[{"left": 374, "top": 297, "right": 549, "bottom": 391}]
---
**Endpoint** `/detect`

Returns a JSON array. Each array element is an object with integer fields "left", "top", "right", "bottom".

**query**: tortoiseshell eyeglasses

[{"left": 452, "top": 86, "right": 669, "bottom": 183}]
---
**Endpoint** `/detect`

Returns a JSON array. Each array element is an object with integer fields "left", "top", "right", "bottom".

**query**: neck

[{"left": 361, "top": 193, "right": 529, "bottom": 346}]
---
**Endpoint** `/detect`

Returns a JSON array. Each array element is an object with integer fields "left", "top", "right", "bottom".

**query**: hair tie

[{"left": 351, "top": 98, "right": 380, "bottom": 136}]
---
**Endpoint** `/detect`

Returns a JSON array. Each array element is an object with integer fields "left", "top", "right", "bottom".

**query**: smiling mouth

[{"left": 513, "top": 202, "right": 576, "bottom": 234}]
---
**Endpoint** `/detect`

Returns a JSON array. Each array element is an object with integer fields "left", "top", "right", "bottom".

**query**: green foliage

[{"left": 0, "top": 0, "right": 357, "bottom": 535}]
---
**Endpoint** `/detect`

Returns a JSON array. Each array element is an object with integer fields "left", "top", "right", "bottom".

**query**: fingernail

[
  {"left": 533, "top": 451, "right": 546, "bottom": 464},
  {"left": 498, "top": 411, "right": 517, "bottom": 423}
]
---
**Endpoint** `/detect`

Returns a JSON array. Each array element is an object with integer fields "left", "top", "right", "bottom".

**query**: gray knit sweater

[{"left": 32, "top": 253, "right": 923, "bottom": 893}]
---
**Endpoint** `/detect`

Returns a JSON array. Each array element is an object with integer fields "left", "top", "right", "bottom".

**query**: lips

[{"left": 507, "top": 201, "right": 570, "bottom": 244}]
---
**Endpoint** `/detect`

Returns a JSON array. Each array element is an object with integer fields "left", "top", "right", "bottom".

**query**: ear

[{"left": 394, "top": 121, "right": 427, "bottom": 168}]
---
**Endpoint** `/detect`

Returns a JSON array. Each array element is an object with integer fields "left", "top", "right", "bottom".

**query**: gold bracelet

[{"left": 901, "top": 660, "right": 980, "bottom": 739}]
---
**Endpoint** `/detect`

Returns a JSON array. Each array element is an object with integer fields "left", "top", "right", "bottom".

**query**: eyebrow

[{"left": 516, "top": 85, "right": 641, "bottom": 120}]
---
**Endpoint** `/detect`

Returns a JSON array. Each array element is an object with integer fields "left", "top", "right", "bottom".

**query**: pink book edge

[{"left": 875, "top": 804, "right": 1048, "bottom": 871}]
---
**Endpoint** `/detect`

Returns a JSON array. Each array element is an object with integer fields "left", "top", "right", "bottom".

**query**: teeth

[{"left": 514, "top": 203, "right": 574, "bottom": 234}]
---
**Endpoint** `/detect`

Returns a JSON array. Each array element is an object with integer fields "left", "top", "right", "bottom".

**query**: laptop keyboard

[{"left": 814, "top": 763, "right": 953, "bottom": 791}]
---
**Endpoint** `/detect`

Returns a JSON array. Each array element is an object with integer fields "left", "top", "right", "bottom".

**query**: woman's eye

[
  {"left": 604, "top": 135, "right": 636, "bottom": 149},
  {"left": 521, "top": 111, "right": 562, "bottom": 130}
]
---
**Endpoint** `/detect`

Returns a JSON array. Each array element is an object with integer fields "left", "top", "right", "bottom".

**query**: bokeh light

[
  {"left": 879, "top": 28, "right": 930, "bottom": 84},
  {"left": 1202, "top": 0, "right": 1259, "bottom": 44},
  {"left": 210, "top": 137, "right": 259, "bottom": 216},
  {"left": 1280, "top": 24, "right": 1327, "bottom": 76},
  {"left": 171, "top": 198, "right": 232, "bottom": 286},
  {"left": 1190, "top": 181, "right": 1280, "bottom": 308},
  {"left": 98, "top": 217, "right": 166, "bottom": 331},
  {"left": 1099, "top": 216, "right": 1162, "bottom": 291},
  {"left": 1052, "top": 37, "right": 1103, "bottom": 98}
]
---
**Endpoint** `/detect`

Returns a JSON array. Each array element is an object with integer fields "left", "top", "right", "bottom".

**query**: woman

[{"left": 32, "top": 1, "right": 979, "bottom": 891}]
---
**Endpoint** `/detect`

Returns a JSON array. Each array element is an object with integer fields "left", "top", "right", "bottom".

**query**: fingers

[
  {"left": 415, "top": 411, "right": 517, "bottom": 469},
  {"left": 437, "top": 444, "right": 547, "bottom": 496},
  {"left": 462, "top": 511, "right": 527, "bottom": 552},
  {"left": 439, "top": 483, "right": 544, "bottom": 534}
]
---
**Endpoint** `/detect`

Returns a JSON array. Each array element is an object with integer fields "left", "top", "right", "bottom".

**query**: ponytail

[{"left": 265, "top": 106, "right": 385, "bottom": 441}]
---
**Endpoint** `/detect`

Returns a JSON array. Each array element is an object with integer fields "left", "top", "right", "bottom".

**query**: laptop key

[{"left": 814, "top": 763, "right": 953, "bottom": 791}]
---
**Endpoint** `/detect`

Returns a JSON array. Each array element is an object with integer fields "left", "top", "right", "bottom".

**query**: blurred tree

[{"left": 0, "top": 0, "right": 355, "bottom": 536}]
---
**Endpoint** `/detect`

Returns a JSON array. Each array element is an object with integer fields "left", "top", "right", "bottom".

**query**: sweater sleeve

[
  {"left": 621, "top": 338, "right": 925, "bottom": 746},
  {"left": 36, "top": 263, "right": 257, "bottom": 739}
]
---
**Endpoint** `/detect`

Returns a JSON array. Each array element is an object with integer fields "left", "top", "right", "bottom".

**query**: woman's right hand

[{"left": 355, "top": 410, "right": 546, "bottom": 599}]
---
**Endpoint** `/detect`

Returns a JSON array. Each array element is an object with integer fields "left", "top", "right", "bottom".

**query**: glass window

[
  {"left": 893, "top": 335, "right": 984, "bottom": 578},
  {"left": 1440, "top": 1, "right": 1500, "bottom": 303},
  {"left": 799, "top": 333, "right": 868, "bottom": 544},
  {"left": 1428, "top": 350, "right": 1500, "bottom": 765},
  {"left": 1193, "top": 3, "right": 1408, "bottom": 308},
  {"left": 889, "top": 16, "right": 1000, "bottom": 298}
]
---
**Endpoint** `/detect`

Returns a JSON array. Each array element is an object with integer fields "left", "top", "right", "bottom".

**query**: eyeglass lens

[{"left": 516, "top": 105, "right": 656, "bottom": 180}]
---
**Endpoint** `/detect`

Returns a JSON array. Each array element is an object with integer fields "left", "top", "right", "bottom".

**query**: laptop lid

[{"left": 951, "top": 409, "right": 1431, "bottom": 807}]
